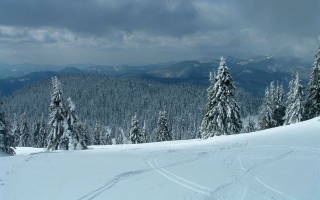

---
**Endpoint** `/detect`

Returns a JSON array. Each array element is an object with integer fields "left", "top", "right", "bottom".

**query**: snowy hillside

[{"left": 1, "top": 117, "right": 320, "bottom": 200}]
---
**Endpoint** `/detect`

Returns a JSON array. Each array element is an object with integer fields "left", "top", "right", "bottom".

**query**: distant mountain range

[{"left": 0, "top": 56, "right": 313, "bottom": 97}]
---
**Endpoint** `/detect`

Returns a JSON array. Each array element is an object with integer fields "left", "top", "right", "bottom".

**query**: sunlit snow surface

[{"left": 1, "top": 117, "right": 320, "bottom": 200}]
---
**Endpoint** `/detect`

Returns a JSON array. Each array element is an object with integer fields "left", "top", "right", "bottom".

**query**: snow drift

[{"left": 1, "top": 117, "right": 320, "bottom": 200}]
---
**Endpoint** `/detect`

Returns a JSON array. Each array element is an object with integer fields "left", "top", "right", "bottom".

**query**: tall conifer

[
  {"left": 129, "top": 115, "right": 141, "bottom": 144},
  {"left": 47, "top": 77, "right": 66, "bottom": 150},
  {"left": 284, "top": 73, "right": 304, "bottom": 125},
  {"left": 200, "top": 57, "right": 242, "bottom": 138},
  {"left": 0, "top": 99, "right": 15, "bottom": 155},
  {"left": 305, "top": 36, "right": 320, "bottom": 119},
  {"left": 156, "top": 111, "right": 172, "bottom": 142}
]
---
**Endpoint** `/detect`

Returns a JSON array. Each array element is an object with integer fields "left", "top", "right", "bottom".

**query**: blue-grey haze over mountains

[{"left": 0, "top": 0, "right": 319, "bottom": 66}]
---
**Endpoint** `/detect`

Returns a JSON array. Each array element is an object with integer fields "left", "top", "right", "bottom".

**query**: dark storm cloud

[{"left": 0, "top": 0, "right": 211, "bottom": 37}]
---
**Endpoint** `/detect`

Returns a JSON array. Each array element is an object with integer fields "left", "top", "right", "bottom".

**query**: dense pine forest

[{"left": 2, "top": 74, "right": 261, "bottom": 144}]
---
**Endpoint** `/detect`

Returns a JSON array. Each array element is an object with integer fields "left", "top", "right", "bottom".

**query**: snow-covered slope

[{"left": 1, "top": 117, "right": 320, "bottom": 200}]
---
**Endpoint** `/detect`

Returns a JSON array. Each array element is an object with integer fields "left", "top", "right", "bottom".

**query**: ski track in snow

[
  {"left": 254, "top": 177, "right": 296, "bottom": 200},
  {"left": 78, "top": 153, "right": 212, "bottom": 200},
  {"left": 147, "top": 140, "right": 303, "bottom": 199},
  {"left": 241, "top": 185, "right": 248, "bottom": 200},
  {"left": 219, "top": 140, "right": 299, "bottom": 199},
  {"left": 10, "top": 141, "right": 317, "bottom": 200},
  {"left": 78, "top": 169, "right": 149, "bottom": 200},
  {"left": 148, "top": 157, "right": 211, "bottom": 197}
]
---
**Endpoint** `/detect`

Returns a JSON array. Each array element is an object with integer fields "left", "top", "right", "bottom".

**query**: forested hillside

[{"left": 2, "top": 75, "right": 261, "bottom": 141}]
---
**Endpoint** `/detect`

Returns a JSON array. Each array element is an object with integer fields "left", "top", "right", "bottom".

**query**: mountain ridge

[{"left": 0, "top": 56, "right": 313, "bottom": 97}]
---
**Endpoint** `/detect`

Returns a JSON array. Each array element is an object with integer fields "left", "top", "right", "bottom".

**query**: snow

[
  {"left": 18, "top": 78, "right": 30, "bottom": 82},
  {"left": 1, "top": 117, "right": 320, "bottom": 200},
  {"left": 239, "top": 69, "right": 253, "bottom": 75}
]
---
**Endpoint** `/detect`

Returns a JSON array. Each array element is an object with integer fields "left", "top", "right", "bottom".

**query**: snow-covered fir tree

[
  {"left": 274, "top": 82, "right": 286, "bottom": 126},
  {"left": 66, "top": 97, "right": 86, "bottom": 150},
  {"left": 115, "top": 128, "right": 124, "bottom": 145},
  {"left": 35, "top": 115, "right": 48, "bottom": 148},
  {"left": 200, "top": 57, "right": 242, "bottom": 138},
  {"left": 285, "top": 74, "right": 296, "bottom": 116},
  {"left": 11, "top": 113, "right": 20, "bottom": 147},
  {"left": 305, "top": 36, "right": 320, "bottom": 119},
  {"left": 258, "top": 87, "right": 276, "bottom": 130},
  {"left": 141, "top": 120, "right": 149, "bottom": 143},
  {"left": 75, "top": 122, "right": 90, "bottom": 148},
  {"left": 258, "top": 81, "right": 286, "bottom": 130},
  {"left": 31, "top": 121, "right": 40, "bottom": 147},
  {"left": 18, "top": 112, "right": 31, "bottom": 147},
  {"left": 99, "top": 129, "right": 106, "bottom": 145},
  {"left": 156, "top": 111, "right": 172, "bottom": 142},
  {"left": 47, "top": 77, "right": 67, "bottom": 150},
  {"left": 104, "top": 132, "right": 112, "bottom": 145},
  {"left": 243, "top": 116, "right": 256, "bottom": 133},
  {"left": 283, "top": 73, "right": 304, "bottom": 125},
  {"left": 129, "top": 115, "right": 142, "bottom": 144},
  {"left": 0, "top": 99, "right": 15, "bottom": 155},
  {"left": 66, "top": 97, "right": 78, "bottom": 148},
  {"left": 92, "top": 123, "right": 102, "bottom": 145}
]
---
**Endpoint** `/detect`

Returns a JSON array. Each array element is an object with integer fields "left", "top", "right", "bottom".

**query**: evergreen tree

[
  {"left": 141, "top": 120, "right": 149, "bottom": 143},
  {"left": 76, "top": 121, "right": 90, "bottom": 148},
  {"left": 66, "top": 97, "right": 86, "bottom": 150},
  {"left": 47, "top": 77, "right": 66, "bottom": 150},
  {"left": 0, "top": 99, "right": 15, "bottom": 155},
  {"left": 200, "top": 57, "right": 242, "bottom": 138},
  {"left": 129, "top": 115, "right": 142, "bottom": 144},
  {"left": 99, "top": 129, "right": 106, "bottom": 145},
  {"left": 115, "top": 128, "right": 124, "bottom": 145},
  {"left": 104, "top": 132, "right": 112, "bottom": 145},
  {"left": 242, "top": 116, "right": 256, "bottom": 133},
  {"left": 305, "top": 36, "right": 320, "bottom": 119},
  {"left": 284, "top": 73, "right": 304, "bottom": 125},
  {"left": 285, "top": 74, "right": 296, "bottom": 117},
  {"left": 156, "top": 111, "right": 172, "bottom": 142},
  {"left": 19, "top": 112, "right": 31, "bottom": 147},
  {"left": 84, "top": 122, "right": 92, "bottom": 146},
  {"left": 11, "top": 113, "right": 20, "bottom": 147},
  {"left": 31, "top": 121, "right": 41, "bottom": 147},
  {"left": 258, "top": 81, "right": 285, "bottom": 130},
  {"left": 258, "top": 87, "right": 276, "bottom": 130},
  {"left": 92, "top": 123, "right": 101, "bottom": 145},
  {"left": 274, "top": 82, "right": 286, "bottom": 126},
  {"left": 35, "top": 115, "right": 48, "bottom": 148}
]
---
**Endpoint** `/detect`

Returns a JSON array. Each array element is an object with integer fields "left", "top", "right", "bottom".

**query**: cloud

[
  {"left": 238, "top": 0, "right": 320, "bottom": 37},
  {"left": 0, "top": 0, "right": 319, "bottom": 65},
  {"left": 0, "top": 0, "right": 206, "bottom": 37}
]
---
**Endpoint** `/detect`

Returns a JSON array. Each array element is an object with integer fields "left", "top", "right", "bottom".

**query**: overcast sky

[{"left": 0, "top": 0, "right": 319, "bottom": 65}]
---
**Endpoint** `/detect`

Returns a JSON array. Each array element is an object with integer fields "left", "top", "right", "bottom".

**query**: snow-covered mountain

[
  {"left": 1, "top": 117, "right": 319, "bottom": 200},
  {"left": 0, "top": 56, "right": 312, "bottom": 97},
  {"left": 0, "top": 62, "right": 95, "bottom": 78}
]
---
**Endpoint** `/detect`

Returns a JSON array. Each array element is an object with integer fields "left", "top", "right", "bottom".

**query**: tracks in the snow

[
  {"left": 78, "top": 141, "right": 318, "bottom": 200},
  {"left": 148, "top": 156, "right": 212, "bottom": 197},
  {"left": 222, "top": 142, "right": 300, "bottom": 200},
  {"left": 78, "top": 169, "right": 148, "bottom": 200}
]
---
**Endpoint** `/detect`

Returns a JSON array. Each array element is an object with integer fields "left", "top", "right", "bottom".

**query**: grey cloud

[
  {"left": 0, "top": 0, "right": 209, "bottom": 37},
  {"left": 0, "top": 0, "right": 319, "bottom": 65},
  {"left": 238, "top": 0, "right": 320, "bottom": 37}
]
